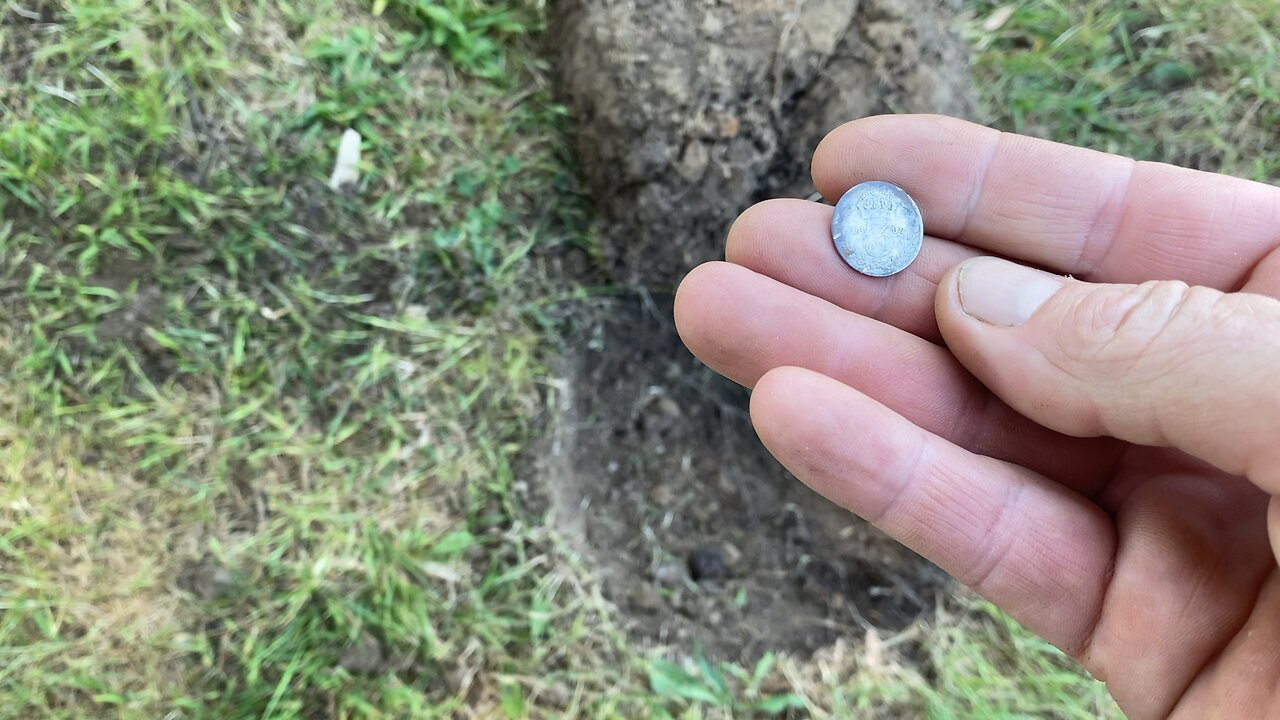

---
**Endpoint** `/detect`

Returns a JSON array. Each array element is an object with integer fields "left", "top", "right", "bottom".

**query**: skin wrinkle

[
  {"left": 1133, "top": 226, "right": 1228, "bottom": 282},
  {"left": 1077, "top": 157, "right": 1138, "bottom": 278},
  {"left": 1137, "top": 287, "right": 1232, "bottom": 459},
  {"left": 1113, "top": 279, "right": 1195, "bottom": 336},
  {"left": 1075, "top": 541, "right": 1118, "bottom": 669},
  {"left": 964, "top": 476, "right": 1026, "bottom": 595},
  {"left": 1089, "top": 165, "right": 1267, "bottom": 286},
  {"left": 1241, "top": 246, "right": 1280, "bottom": 295},
  {"left": 863, "top": 421, "right": 931, "bottom": 527},
  {"left": 945, "top": 268, "right": 1122, "bottom": 490},
  {"left": 1017, "top": 514, "right": 1092, "bottom": 630},
  {"left": 1023, "top": 282, "right": 1225, "bottom": 454},
  {"left": 1016, "top": 286, "right": 1278, "bottom": 487},
  {"left": 1211, "top": 180, "right": 1280, "bottom": 291},
  {"left": 957, "top": 128, "right": 1004, "bottom": 245},
  {"left": 1121, "top": 286, "right": 1263, "bottom": 475},
  {"left": 1066, "top": 281, "right": 1167, "bottom": 376}
]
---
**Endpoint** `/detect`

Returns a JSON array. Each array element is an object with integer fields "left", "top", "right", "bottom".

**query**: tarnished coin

[{"left": 831, "top": 181, "right": 923, "bottom": 277}]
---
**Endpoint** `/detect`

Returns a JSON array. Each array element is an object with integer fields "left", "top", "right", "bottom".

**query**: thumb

[{"left": 936, "top": 257, "right": 1280, "bottom": 492}]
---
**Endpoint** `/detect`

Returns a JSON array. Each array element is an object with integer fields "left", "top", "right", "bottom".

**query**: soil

[
  {"left": 533, "top": 0, "right": 976, "bottom": 659},
  {"left": 530, "top": 296, "right": 950, "bottom": 659},
  {"left": 550, "top": 0, "right": 977, "bottom": 288}
]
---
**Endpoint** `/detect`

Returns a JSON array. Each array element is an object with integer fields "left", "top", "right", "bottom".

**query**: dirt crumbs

[
  {"left": 532, "top": 298, "right": 949, "bottom": 659},
  {"left": 550, "top": 0, "right": 976, "bottom": 288}
]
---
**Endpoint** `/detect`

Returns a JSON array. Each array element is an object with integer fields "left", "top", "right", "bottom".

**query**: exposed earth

[
  {"left": 532, "top": 0, "right": 976, "bottom": 659},
  {"left": 550, "top": 0, "right": 975, "bottom": 288},
  {"left": 533, "top": 0, "right": 977, "bottom": 660},
  {"left": 532, "top": 296, "right": 951, "bottom": 659}
]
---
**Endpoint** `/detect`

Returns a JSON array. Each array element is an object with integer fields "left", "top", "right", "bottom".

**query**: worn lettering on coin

[{"left": 831, "top": 181, "right": 923, "bottom": 277}]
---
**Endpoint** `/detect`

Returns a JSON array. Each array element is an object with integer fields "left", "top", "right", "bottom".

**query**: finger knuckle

[{"left": 1061, "top": 280, "right": 1213, "bottom": 367}]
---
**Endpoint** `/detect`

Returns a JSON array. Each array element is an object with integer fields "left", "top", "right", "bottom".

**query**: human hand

[{"left": 674, "top": 115, "right": 1280, "bottom": 719}]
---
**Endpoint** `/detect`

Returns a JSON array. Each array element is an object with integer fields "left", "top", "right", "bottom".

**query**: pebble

[{"left": 654, "top": 562, "right": 688, "bottom": 586}]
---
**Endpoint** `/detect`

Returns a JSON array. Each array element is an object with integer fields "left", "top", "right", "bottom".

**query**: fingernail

[{"left": 957, "top": 257, "right": 1064, "bottom": 327}]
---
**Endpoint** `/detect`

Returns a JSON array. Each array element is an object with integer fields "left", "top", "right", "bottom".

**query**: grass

[
  {"left": 971, "top": 0, "right": 1280, "bottom": 180},
  {"left": 2, "top": 1, "right": 586, "bottom": 716},
  {"left": 0, "top": 0, "right": 1275, "bottom": 718}
]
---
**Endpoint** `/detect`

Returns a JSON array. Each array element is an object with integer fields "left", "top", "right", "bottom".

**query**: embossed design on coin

[{"left": 831, "top": 181, "right": 923, "bottom": 277}]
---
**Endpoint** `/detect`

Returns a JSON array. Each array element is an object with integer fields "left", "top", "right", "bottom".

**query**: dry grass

[{"left": 0, "top": 342, "right": 190, "bottom": 714}]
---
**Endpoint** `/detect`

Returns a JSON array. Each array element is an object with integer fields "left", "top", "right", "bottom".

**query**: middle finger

[{"left": 674, "top": 261, "right": 1122, "bottom": 493}]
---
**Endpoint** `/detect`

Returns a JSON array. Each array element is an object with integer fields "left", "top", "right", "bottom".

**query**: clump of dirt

[
  {"left": 532, "top": 298, "right": 949, "bottom": 659},
  {"left": 537, "top": 0, "right": 976, "bottom": 659},
  {"left": 550, "top": 0, "right": 976, "bottom": 288}
]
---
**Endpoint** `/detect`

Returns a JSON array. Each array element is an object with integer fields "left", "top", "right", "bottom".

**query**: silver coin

[{"left": 831, "top": 181, "right": 923, "bottom": 277}]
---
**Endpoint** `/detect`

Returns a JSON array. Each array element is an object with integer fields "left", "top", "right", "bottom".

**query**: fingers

[
  {"left": 725, "top": 199, "right": 979, "bottom": 342},
  {"left": 1086, "top": 475, "right": 1272, "bottom": 718},
  {"left": 1172, "top": 572, "right": 1280, "bottom": 719},
  {"left": 749, "top": 366, "right": 1115, "bottom": 655},
  {"left": 812, "top": 115, "right": 1280, "bottom": 288},
  {"left": 674, "top": 261, "right": 1122, "bottom": 488},
  {"left": 935, "top": 256, "right": 1280, "bottom": 494}
]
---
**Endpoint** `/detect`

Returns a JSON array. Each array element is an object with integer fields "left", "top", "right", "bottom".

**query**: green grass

[
  {"left": 971, "top": 0, "right": 1280, "bottom": 180},
  {"left": 2, "top": 1, "right": 588, "bottom": 716},
  {"left": 1, "top": 0, "right": 1276, "bottom": 718}
]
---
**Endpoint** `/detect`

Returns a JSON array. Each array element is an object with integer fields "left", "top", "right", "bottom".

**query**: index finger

[{"left": 813, "top": 115, "right": 1280, "bottom": 289}]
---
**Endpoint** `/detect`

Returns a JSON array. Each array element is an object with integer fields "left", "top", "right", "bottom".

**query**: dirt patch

[
  {"left": 532, "top": 297, "right": 949, "bottom": 659},
  {"left": 551, "top": 0, "right": 976, "bottom": 288},
  {"left": 537, "top": 0, "right": 974, "bottom": 659}
]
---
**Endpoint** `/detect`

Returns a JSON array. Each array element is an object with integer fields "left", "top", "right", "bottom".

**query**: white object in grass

[{"left": 328, "top": 129, "right": 362, "bottom": 191}]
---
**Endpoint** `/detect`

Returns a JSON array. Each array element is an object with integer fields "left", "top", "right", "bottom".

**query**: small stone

[
  {"left": 650, "top": 483, "right": 676, "bottom": 506},
  {"left": 721, "top": 541, "right": 744, "bottom": 571},
  {"left": 689, "top": 544, "right": 726, "bottom": 582},
  {"left": 338, "top": 632, "right": 384, "bottom": 674},
  {"left": 634, "top": 582, "right": 664, "bottom": 611},
  {"left": 655, "top": 396, "right": 682, "bottom": 417},
  {"left": 654, "top": 562, "right": 688, "bottom": 586},
  {"left": 676, "top": 141, "right": 710, "bottom": 182}
]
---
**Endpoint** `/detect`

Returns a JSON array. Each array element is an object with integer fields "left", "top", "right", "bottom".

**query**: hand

[{"left": 674, "top": 115, "right": 1280, "bottom": 719}]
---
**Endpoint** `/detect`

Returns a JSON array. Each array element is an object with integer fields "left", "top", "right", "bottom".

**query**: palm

[{"left": 675, "top": 116, "right": 1280, "bottom": 718}]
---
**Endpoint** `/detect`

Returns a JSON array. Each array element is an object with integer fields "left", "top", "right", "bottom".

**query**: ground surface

[
  {"left": 534, "top": 296, "right": 948, "bottom": 660},
  {"left": 551, "top": 0, "right": 975, "bottom": 288},
  {"left": 544, "top": 0, "right": 967, "bottom": 660},
  {"left": 1, "top": 0, "right": 1277, "bottom": 718}
]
